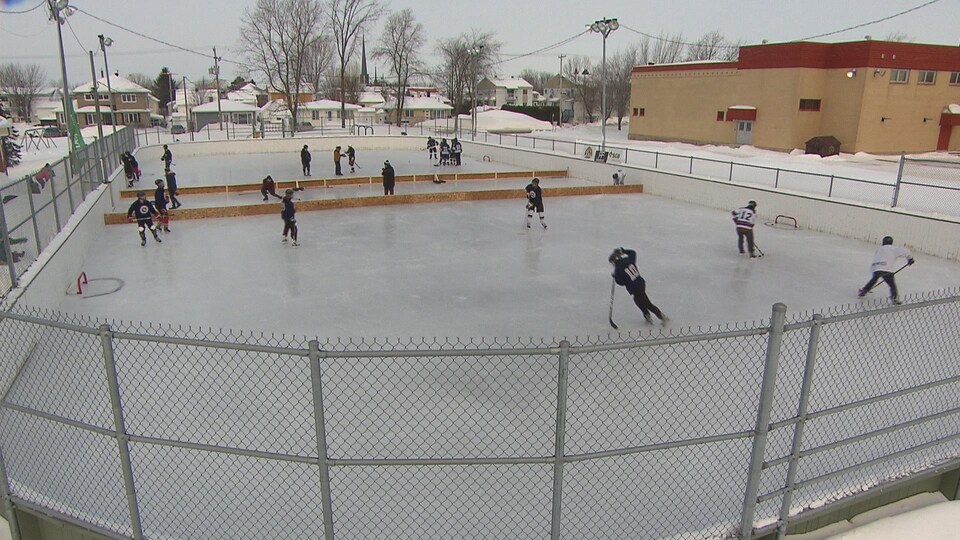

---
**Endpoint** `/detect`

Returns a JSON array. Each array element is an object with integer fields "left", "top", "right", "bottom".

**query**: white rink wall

[
  {"left": 463, "top": 141, "right": 960, "bottom": 261},
  {"left": 133, "top": 136, "right": 430, "bottom": 161}
]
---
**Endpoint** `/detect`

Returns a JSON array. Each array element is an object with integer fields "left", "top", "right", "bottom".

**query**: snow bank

[{"left": 457, "top": 109, "right": 552, "bottom": 133}]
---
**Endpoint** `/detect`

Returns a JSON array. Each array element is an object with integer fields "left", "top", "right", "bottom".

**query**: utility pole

[
  {"left": 558, "top": 54, "right": 566, "bottom": 128},
  {"left": 212, "top": 47, "right": 223, "bottom": 130},
  {"left": 183, "top": 76, "right": 194, "bottom": 142}
]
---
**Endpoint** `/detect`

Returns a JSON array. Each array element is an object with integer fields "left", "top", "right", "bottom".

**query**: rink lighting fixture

[
  {"left": 589, "top": 17, "right": 619, "bottom": 153},
  {"left": 846, "top": 69, "right": 857, "bottom": 78}
]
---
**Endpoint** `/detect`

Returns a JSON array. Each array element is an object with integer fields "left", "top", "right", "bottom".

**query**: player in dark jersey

[
  {"left": 281, "top": 189, "right": 299, "bottom": 246},
  {"left": 164, "top": 168, "right": 181, "bottom": 208},
  {"left": 154, "top": 179, "right": 171, "bottom": 232},
  {"left": 261, "top": 175, "right": 282, "bottom": 201},
  {"left": 127, "top": 191, "right": 162, "bottom": 246},
  {"left": 609, "top": 247, "right": 667, "bottom": 325},
  {"left": 524, "top": 177, "right": 547, "bottom": 229}
]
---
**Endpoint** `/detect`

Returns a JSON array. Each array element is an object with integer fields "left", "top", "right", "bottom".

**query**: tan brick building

[
  {"left": 629, "top": 40, "right": 960, "bottom": 154},
  {"left": 60, "top": 75, "right": 161, "bottom": 129}
]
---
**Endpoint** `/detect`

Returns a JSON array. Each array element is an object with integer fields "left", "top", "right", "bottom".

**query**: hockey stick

[
  {"left": 864, "top": 262, "right": 911, "bottom": 294},
  {"left": 608, "top": 279, "right": 619, "bottom": 330},
  {"left": 754, "top": 242, "right": 765, "bottom": 257}
]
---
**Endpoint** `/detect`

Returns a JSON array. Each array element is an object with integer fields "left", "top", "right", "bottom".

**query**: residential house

[
  {"left": 380, "top": 96, "right": 453, "bottom": 125},
  {"left": 227, "top": 82, "right": 268, "bottom": 108},
  {"left": 298, "top": 99, "right": 362, "bottom": 126},
  {"left": 191, "top": 99, "right": 259, "bottom": 130},
  {"left": 0, "top": 86, "right": 63, "bottom": 124},
  {"left": 629, "top": 40, "right": 960, "bottom": 153},
  {"left": 543, "top": 75, "right": 585, "bottom": 123},
  {"left": 477, "top": 77, "right": 535, "bottom": 108},
  {"left": 61, "top": 75, "right": 160, "bottom": 129},
  {"left": 358, "top": 89, "right": 386, "bottom": 109}
]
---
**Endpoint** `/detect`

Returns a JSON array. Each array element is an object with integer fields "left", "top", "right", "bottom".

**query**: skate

[
  {"left": 153, "top": 234, "right": 162, "bottom": 243},
  {"left": 263, "top": 197, "right": 268, "bottom": 201},
  {"left": 857, "top": 288, "right": 867, "bottom": 298},
  {"left": 891, "top": 297, "right": 902, "bottom": 305},
  {"left": 292, "top": 241, "right": 299, "bottom": 247},
  {"left": 542, "top": 223, "right": 547, "bottom": 229},
  {"left": 282, "top": 236, "right": 288, "bottom": 243},
  {"left": 164, "top": 227, "right": 171, "bottom": 232},
  {"left": 141, "top": 239, "right": 146, "bottom": 247},
  {"left": 644, "top": 314, "right": 654, "bottom": 325},
  {"left": 660, "top": 314, "right": 670, "bottom": 326},
  {"left": 526, "top": 223, "right": 531, "bottom": 229}
]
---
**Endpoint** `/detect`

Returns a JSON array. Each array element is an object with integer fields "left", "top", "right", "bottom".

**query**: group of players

[{"left": 125, "top": 145, "right": 181, "bottom": 247}]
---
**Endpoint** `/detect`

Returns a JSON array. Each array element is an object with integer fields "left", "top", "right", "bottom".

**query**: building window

[
  {"left": 121, "top": 94, "right": 137, "bottom": 103},
  {"left": 799, "top": 99, "right": 821, "bottom": 111},
  {"left": 84, "top": 94, "right": 93, "bottom": 101},
  {"left": 404, "top": 109, "right": 414, "bottom": 118},
  {"left": 125, "top": 113, "right": 139, "bottom": 123},
  {"left": 951, "top": 72, "right": 960, "bottom": 85},
  {"left": 716, "top": 111, "right": 725, "bottom": 121},
  {"left": 633, "top": 108, "right": 644, "bottom": 117},
  {"left": 890, "top": 69, "right": 909, "bottom": 84},
  {"left": 917, "top": 70, "right": 936, "bottom": 85},
  {"left": 312, "top": 111, "right": 319, "bottom": 120},
  {"left": 85, "top": 114, "right": 94, "bottom": 124}
]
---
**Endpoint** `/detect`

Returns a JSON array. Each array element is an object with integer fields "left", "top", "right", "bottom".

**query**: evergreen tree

[
  {"left": 0, "top": 102, "right": 22, "bottom": 168},
  {"left": 152, "top": 68, "right": 177, "bottom": 116}
]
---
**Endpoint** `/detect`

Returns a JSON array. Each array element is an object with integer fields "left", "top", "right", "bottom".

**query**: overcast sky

[{"left": 1, "top": 0, "right": 958, "bottom": 89}]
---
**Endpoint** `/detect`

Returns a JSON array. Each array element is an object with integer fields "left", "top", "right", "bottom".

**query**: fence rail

[
  {"left": 0, "top": 128, "right": 136, "bottom": 299},
  {"left": 0, "top": 290, "right": 958, "bottom": 539}
]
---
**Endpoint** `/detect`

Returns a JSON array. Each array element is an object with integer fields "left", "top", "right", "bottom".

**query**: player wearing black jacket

[
  {"left": 127, "top": 192, "right": 162, "bottom": 246},
  {"left": 281, "top": 189, "right": 298, "bottom": 246},
  {"left": 154, "top": 180, "right": 171, "bottom": 232},
  {"left": 164, "top": 169, "right": 181, "bottom": 208},
  {"left": 610, "top": 247, "right": 667, "bottom": 325},
  {"left": 524, "top": 178, "right": 547, "bottom": 229}
]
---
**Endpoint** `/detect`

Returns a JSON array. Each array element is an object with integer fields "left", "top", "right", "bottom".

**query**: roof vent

[{"left": 864, "top": 35, "right": 872, "bottom": 40}]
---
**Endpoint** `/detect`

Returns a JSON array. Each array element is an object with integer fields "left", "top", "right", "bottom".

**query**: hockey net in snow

[{"left": 764, "top": 214, "right": 799, "bottom": 230}]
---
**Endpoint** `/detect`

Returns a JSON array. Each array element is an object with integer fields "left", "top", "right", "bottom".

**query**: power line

[
  {"left": 71, "top": 5, "right": 245, "bottom": 67},
  {"left": 0, "top": 0, "right": 44, "bottom": 14},
  {"left": 495, "top": 30, "right": 591, "bottom": 66},
  {"left": 797, "top": 0, "right": 941, "bottom": 41}
]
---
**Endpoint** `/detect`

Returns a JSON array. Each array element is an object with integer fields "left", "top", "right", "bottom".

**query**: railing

[
  {"left": 0, "top": 291, "right": 958, "bottom": 539},
  {"left": 0, "top": 128, "right": 136, "bottom": 298}
]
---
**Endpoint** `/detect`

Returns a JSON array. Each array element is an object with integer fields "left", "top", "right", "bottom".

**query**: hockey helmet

[
  {"left": 882, "top": 236, "right": 894, "bottom": 245},
  {"left": 747, "top": 200, "right": 757, "bottom": 208},
  {"left": 136, "top": 191, "right": 146, "bottom": 197},
  {"left": 285, "top": 188, "right": 294, "bottom": 195}
]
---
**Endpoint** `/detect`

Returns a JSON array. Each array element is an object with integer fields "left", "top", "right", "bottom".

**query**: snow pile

[{"left": 456, "top": 109, "right": 552, "bottom": 133}]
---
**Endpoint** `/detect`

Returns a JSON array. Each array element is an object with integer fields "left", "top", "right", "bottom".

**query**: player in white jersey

[
  {"left": 731, "top": 200, "right": 758, "bottom": 257},
  {"left": 858, "top": 236, "right": 915, "bottom": 304}
]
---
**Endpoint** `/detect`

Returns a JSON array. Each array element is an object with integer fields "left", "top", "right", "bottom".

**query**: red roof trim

[
  {"left": 942, "top": 113, "right": 960, "bottom": 127},
  {"left": 726, "top": 108, "right": 757, "bottom": 122},
  {"left": 632, "top": 41, "right": 960, "bottom": 73}
]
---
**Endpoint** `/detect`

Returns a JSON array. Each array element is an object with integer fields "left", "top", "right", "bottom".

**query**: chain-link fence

[
  {"left": 0, "top": 128, "right": 136, "bottom": 298},
  {"left": 895, "top": 156, "right": 960, "bottom": 216},
  {"left": 1, "top": 290, "right": 958, "bottom": 539}
]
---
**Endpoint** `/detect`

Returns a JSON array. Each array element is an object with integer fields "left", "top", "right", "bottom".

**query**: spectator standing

[
  {"left": 333, "top": 145, "right": 343, "bottom": 176},
  {"left": 301, "top": 144, "right": 311, "bottom": 176},
  {"left": 382, "top": 160, "right": 396, "bottom": 195}
]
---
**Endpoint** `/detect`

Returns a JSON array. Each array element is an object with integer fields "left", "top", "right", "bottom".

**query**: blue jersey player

[{"left": 610, "top": 247, "right": 667, "bottom": 325}]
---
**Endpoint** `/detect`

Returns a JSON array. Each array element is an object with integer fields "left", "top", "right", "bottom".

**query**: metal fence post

[
  {"left": 25, "top": 181, "right": 42, "bottom": 256},
  {"left": 892, "top": 151, "right": 905, "bottom": 207},
  {"left": 0, "top": 449, "right": 22, "bottom": 540},
  {"left": 624, "top": 148, "right": 628, "bottom": 164},
  {"left": 550, "top": 340, "right": 572, "bottom": 540},
  {"left": 689, "top": 156, "right": 694, "bottom": 174},
  {"left": 0, "top": 200, "right": 17, "bottom": 289},
  {"left": 98, "top": 324, "right": 145, "bottom": 540},
  {"left": 775, "top": 169, "right": 780, "bottom": 189},
  {"left": 828, "top": 175, "right": 835, "bottom": 198},
  {"left": 50, "top": 163, "right": 62, "bottom": 233},
  {"left": 740, "top": 303, "right": 787, "bottom": 539},
  {"left": 64, "top": 156, "right": 76, "bottom": 213},
  {"left": 729, "top": 162, "right": 734, "bottom": 182},
  {"left": 776, "top": 314, "right": 822, "bottom": 539},
  {"left": 654, "top": 152, "right": 659, "bottom": 169},
  {"left": 552, "top": 140, "right": 555, "bottom": 152},
  {"left": 533, "top": 137, "right": 537, "bottom": 149},
  {"left": 309, "top": 340, "right": 336, "bottom": 540}
]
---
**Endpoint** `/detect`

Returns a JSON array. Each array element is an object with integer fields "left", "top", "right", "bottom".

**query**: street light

[
  {"left": 469, "top": 44, "right": 485, "bottom": 138},
  {"left": 97, "top": 34, "right": 118, "bottom": 136},
  {"left": 47, "top": 0, "right": 82, "bottom": 154},
  {"left": 589, "top": 17, "right": 619, "bottom": 153}
]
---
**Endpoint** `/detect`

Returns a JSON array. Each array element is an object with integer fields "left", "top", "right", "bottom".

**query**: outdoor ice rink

[{"left": 58, "top": 147, "right": 960, "bottom": 338}]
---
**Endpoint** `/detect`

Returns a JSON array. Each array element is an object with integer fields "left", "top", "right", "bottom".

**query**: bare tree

[
  {"left": 563, "top": 55, "right": 599, "bottom": 122},
  {"left": 0, "top": 63, "right": 47, "bottom": 121},
  {"left": 373, "top": 9, "right": 425, "bottom": 126},
  {"left": 329, "top": 0, "right": 384, "bottom": 127},
  {"left": 518, "top": 69, "right": 552, "bottom": 94},
  {"left": 321, "top": 65, "right": 364, "bottom": 103},
  {"left": 303, "top": 36, "right": 335, "bottom": 98},
  {"left": 607, "top": 46, "right": 638, "bottom": 130},
  {"left": 433, "top": 30, "right": 500, "bottom": 132},
  {"left": 240, "top": 0, "right": 325, "bottom": 131},
  {"left": 126, "top": 72, "right": 154, "bottom": 89},
  {"left": 639, "top": 32, "right": 686, "bottom": 65},
  {"left": 884, "top": 32, "right": 913, "bottom": 42}
]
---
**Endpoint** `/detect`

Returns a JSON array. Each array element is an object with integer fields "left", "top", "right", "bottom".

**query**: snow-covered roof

[
  {"left": 380, "top": 96, "right": 453, "bottom": 111},
  {"left": 0, "top": 116, "right": 11, "bottom": 129},
  {"left": 638, "top": 59, "right": 734, "bottom": 68},
  {"left": 192, "top": 100, "right": 259, "bottom": 113},
  {"left": 485, "top": 77, "right": 534, "bottom": 90},
  {"left": 728, "top": 105, "right": 757, "bottom": 110},
  {"left": 73, "top": 75, "right": 151, "bottom": 94},
  {"left": 301, "top": 99, "right": 361, "bottom": 111},
  {"left": 358, "top": 91, "right": 385, "bottom": 105},
  {"left": 946, "top": 104, "right": 960, "bottom": 114}
]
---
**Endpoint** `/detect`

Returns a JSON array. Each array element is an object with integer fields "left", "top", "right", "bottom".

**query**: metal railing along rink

[{"left": 0, "top": 290, "right": 958, "bottom": 539}]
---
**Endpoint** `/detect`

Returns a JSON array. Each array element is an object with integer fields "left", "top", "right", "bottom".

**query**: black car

[{"left": 42, "top": 126, "right": 65, "bottom": 137}]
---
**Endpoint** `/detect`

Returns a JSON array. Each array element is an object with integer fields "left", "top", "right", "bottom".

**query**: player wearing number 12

[
  {"left": 610, "top": 247, "right": 667, "bottom": 325},
  {"left": 732, "top": 200, "right": 758, "bottom": 257}
]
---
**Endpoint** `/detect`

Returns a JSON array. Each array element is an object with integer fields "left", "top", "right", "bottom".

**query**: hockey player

[
  {"left": 732, "top": 200, "right": 758, "bottom": 257},
  {"left": 127, "top": 191, "right": 162, "bottom": 246},
  {"left": 346, "top": 145, "right": 357, "bottom": 173},
  {"left": 439, "top": 139, "right": 450, "bottom": 165},
  {"left": 281, "top": 188, "right": 299, "bottom": 246},
  {"left": 301, "top": 144, "right": 312, "bottom": 176},
  {"left": 161, "top": 145, "right": 172, "bottom": 170},
  {"left": 609, "top": 247, "right": 668, "bottom": 325},
  {"left": 153, "top": 179, "right": 171, "bottom": 232},
  {"left": 382, "top": 160, "right": 396, "bottom": 195},
  {"left": 858, "top": 236, "right": 915, "bottom": 304},
  {"left": 332, "top": 146, "right": 342, "bottom": 176},
  {"left": 427, "top": 137, "right": 438, "bottom": 161},
  {"left": 261, "top": 175, "right": 282, "bottom": 201},
  {"left": 451, "top": 138, "right": 462, "bottom": 166},
  {"left": 164, "top": 169, "right": 181, "bottom": 208},
  {"left": 612, "top": 168, "right": 626, "bottom": 185},
  {"left": 524, "top": 177, "right": 547, "bottom": 229}
]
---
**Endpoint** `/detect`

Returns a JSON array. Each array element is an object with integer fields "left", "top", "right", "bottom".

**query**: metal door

[{"left": 736, "top": 121, "right": 753, "bottom": 145}]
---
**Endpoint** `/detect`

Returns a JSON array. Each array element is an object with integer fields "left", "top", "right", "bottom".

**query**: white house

[
  {"left": 227, "top": 82, "right": 268, "bottom": 108},
  {"left": 542, "top": 74, "right": 585, "bottom": 123},
  {"left": 298, "top": 99, "right": 362, "bottom": 126},
  {"left": 191, "top": 99, "right": 259, "bottom": 130},
  {"left": 379, "top": 96, "right": 453, "bottom": 125},
  {"left": 358, "top": 90, "right": 386, "bottom": 109},
  {"left": 477, "top": 77, "right": 535, "bottom": 108}
]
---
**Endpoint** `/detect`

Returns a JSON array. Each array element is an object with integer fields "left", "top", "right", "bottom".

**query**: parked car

[
  {"left": 296, "top": 122, "right": 314, "bottom": 132},
  {"left": 170, "top": 124, "right": 186, "bottom": 135},
  {"left": 42, "top": 126, "right": 65, "bottom": 137}
]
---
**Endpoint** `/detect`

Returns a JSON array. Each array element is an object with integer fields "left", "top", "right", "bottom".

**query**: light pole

[
  {"left": 97, "top": 34, "right": 118, "bottom": 135},
  {"left": 589, "top": 17, "right": 619, "bottom": 153},
  {"left": 47, "top": 0, "right": 83, "bottom": 154},
  {"left": 557, "top": 54, "right": 566, "bottom": 128},
  {"left": 469, "top": 44, "right": 484, "bottom": 139}
]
